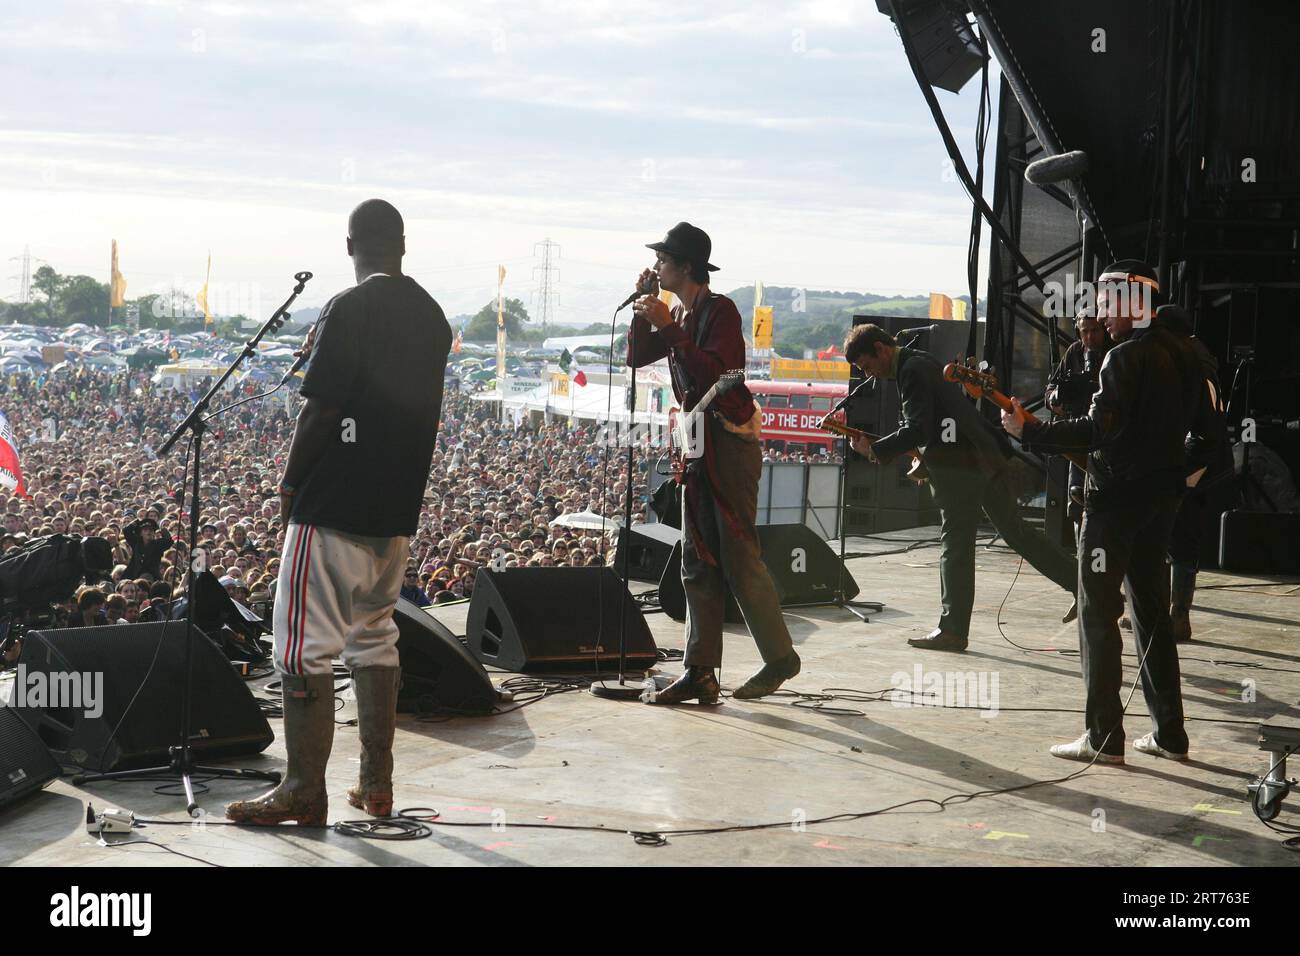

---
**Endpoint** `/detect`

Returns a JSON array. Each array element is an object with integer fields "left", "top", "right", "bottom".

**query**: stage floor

[{"left": 4, "top": 527, "right": 1298, "bottom": 867}]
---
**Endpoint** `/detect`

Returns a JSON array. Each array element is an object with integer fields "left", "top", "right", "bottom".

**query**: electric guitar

[
  {"left": 819, "top": 418, "right": 928, "bottom": 483},
  {"left": 667, "top": 370, "right": 746, "bottom": 483},
  {"left": 942, "top": 359, "right": 1089, "bottom": 470}
]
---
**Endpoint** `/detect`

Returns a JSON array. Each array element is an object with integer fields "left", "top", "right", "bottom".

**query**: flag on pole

[
  {"left": 453, "top": 329, "right": 463, "bottom": 354},
  {"left": 558, "top": 348, "right": 587, "bottom": 387},
  {"left": 928, "top": 292, "right": 954, "bottom": 320},
  {"left": 752, "top": 306, "right": 773, "bottom": 350},
  {"left": 199, "top": 253, "right": 212, "bottom": 324},
  {"left": 0, "top": 411, "right": 27, "bottom": 497},
  {"left": 495, "top": 265, "right": 507, "bottom": 382},
  {"left": 110, "top": 240, "right": 127, "bottom": 308}
]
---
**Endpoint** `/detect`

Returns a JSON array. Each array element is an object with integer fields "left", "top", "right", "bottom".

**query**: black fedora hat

[{"left": 646, "top": 222, "right": 719, "bottom": 272}]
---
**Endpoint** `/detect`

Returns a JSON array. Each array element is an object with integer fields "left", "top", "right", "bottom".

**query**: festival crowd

[{"left": 0, "top": 366, "right": 655, "bottom": 625}]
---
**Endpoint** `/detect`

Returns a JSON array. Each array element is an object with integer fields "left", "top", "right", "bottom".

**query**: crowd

[{"left": 0, "top": 365, "right": 657, "bottom": 626}]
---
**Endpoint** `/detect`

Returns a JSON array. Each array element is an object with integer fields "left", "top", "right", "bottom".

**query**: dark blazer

[{"left": 871, "top": 348, "right": 1010, "bottom": 508}]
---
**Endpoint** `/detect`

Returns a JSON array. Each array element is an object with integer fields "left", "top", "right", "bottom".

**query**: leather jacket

[{"left": 1023, "top": 324, "right": 1209, "bottom": 507}]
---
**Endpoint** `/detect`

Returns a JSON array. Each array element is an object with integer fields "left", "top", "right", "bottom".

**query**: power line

[{"left": 531, "top": 238, "right": 561, "bottom": 336}]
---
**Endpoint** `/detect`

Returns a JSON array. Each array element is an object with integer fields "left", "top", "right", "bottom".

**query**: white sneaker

[
  {"left": 1050, "top": 731, "right": 1124, "bottom": 764},
  {"left": 1134, "top": 732, "right": 1188, "bottom": 761}
]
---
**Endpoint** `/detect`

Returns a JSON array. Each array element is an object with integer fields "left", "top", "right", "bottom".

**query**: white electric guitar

[{"left": 667, "top": 370, "right": 746, "bottom": 483}]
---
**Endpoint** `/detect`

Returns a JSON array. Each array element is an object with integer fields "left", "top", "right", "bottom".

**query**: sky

[{"left": 1, "top": 0, "right": 999, "bottom": 324}]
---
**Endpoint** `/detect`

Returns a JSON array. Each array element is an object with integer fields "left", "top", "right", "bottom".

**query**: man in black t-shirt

[{"left": 228, "top": 199, "right": 451, "bottom": 827}]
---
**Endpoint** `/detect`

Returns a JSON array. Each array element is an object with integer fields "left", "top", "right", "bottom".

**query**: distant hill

[{"left": 724, "top": 286, "right": 981, "bottom": 355}]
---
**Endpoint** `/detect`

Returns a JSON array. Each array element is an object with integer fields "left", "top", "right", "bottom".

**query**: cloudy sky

[{"left": 1, "top": 0, "right": 999, "bottom": 323}]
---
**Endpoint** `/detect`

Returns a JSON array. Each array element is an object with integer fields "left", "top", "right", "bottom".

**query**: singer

[
  {"left": 227, "top": 199, "right": 452, "bottom": 826},
  {"left": 628, "top": 222, "right": 801, "bottom": 703}
]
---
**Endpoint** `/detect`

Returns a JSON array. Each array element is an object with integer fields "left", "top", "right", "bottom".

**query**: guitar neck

[{"left": 819, "top": 419, "right": 878, "bottom": 443}]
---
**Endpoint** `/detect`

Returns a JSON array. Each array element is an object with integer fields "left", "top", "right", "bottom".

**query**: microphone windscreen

[{"left": 1025, "top": 150, "right": 1089, "bottom": 185}]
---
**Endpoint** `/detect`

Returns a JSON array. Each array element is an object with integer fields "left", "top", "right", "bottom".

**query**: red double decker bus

[{"left": 747, "top": 380, "right": 849, "bottom": 455}]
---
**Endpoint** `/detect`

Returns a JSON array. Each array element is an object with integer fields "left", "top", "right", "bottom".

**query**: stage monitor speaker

[
  {"left": 392, "top": 598, "right": 496, "bottom": 715},
  {"left": 614, "top": 522, "right": 681, "bottom": 582},
  {"left": 14, "top": 622, "right": 274, "bottom": 773},
  {"left": 657, "top": 524, "right": 859, "bottom": 622},
  {"left": 1219, "top": 510, "right": 1300, "bottom": 573},
  {"left": 0, "top": 705, "right": 60, "bottom": 812},
  {"left": 465, "top": 568, "right": 658, "bottom": 674},
  {"left": 656, "top": 541, "right": 740, "bottom": 624}
]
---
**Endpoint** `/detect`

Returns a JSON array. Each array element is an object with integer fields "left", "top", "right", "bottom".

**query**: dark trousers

[
  {"left": 681, "top": 421, "right": 793, "bottom": 669},
  {"left": 1077, "top": 493, "right": 1188, "bottom": 755},
  {"left": 936, "top": 474, "right": 1078, "bottom": 638}
]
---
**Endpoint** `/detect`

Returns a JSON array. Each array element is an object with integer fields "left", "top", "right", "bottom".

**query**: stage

[{"left": 3, "top": 527, "right": 1297, "bottom": 867}]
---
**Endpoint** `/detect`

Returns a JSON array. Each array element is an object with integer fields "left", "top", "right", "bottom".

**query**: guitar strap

[{"left": 667, "top": 292, "right": 717, "bottom": 410}]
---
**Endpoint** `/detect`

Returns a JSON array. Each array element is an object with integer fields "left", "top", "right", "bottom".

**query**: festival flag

[
  {"left": 752, "top": 306, "right": 773, "bottom": 350},
  {"left": 495, "top": 265, "right": 507, "bottom": 382},
  {"left": 928, "top": 292, "right": 953, "bottom": 320},
  {"left": 198, "top": 252, "right": 212, "bottom": 324},
  {"left": 558, "top": 348, "right": 587, "bottom": 387},
  {"left": 0, "top": 411, "right": 27, "bottom": 497},
  {"left": 453, "top": 328, "right": 463, "bottom": 353},
  {"left": 110, "top": 240, "right": 127, "bottom": 308},
  {"left": 953, "top": 298, "right": 968, "bottom": 322}
]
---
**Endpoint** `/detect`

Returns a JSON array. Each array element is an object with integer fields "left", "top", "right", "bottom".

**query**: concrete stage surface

[{"left": 3, "top": 527, "right": 1297, "bottom": 867}]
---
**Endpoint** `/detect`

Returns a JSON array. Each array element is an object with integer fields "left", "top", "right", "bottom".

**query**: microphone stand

[
  {"left": 797, "top": 383, "right": 884, "bottom": 623},
  {"left": 592, "top": 291, "right": 649, "bottom": 700},
  {"left": 74, "top": 271, "right": 313, "bottom": 815}
]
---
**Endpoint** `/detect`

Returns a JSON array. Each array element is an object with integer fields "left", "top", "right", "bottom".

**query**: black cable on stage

[{"left": 100, "top": 834, "right": 223, "bottom": 866}]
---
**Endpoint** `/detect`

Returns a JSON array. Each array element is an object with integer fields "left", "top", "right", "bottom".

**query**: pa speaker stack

[
  {"left": 465, "top": 567, "right": 657, "bottom": 673},
  {"left": 656, "top": 523, "right": 859, "bottom": 622},
  {"left": 14, "top": 621, "right": 273, "bottom": 773}
]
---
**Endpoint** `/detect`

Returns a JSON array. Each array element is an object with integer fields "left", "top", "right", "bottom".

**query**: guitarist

[
  {"left": 1001, "top": 260, "right": 1205, "bottom": 763},
  {"left": 843, "top": 324, "right": 1078, "bottom": 652},
  {"left": 628, "top": 222, "right": 800, "bottom": 703}
]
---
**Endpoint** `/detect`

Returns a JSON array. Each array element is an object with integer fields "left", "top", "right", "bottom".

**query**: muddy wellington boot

[
  {"left": 1170, "top": 564, "right": 1197, "bottom": 644},
  {"left": 226, "top": 672, "right": 335, "bottom": 826},
  {"left": 346, "top": 667, "right": 401, "bottom": 817}
]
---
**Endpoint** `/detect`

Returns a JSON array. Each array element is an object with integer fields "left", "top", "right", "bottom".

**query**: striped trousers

[{"left": 273, "top": 522, "right": 409, "bottom": 676}]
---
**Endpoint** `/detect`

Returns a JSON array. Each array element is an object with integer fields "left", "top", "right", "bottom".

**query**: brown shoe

[
  {"left": 346, "top": 667, "right": 400, "bottom": 818},
  {"left": 643, "top": 667, "right": 720, "bottom": 705},
  {"left": 732, "top": 651, "right": 801, "bottom": 700},
  {"left": 226, "top": 673, "right": 335, "bottom": 826}
]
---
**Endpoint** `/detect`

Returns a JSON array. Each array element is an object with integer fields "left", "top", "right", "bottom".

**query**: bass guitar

[
  {"left": 818, "top": 418, "right": 928, "bottom": 483},
  {"left": 942, "top": 360, "right": 1088, "bottom": 470}
]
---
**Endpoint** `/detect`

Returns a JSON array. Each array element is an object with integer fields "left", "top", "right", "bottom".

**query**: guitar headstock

[
  {"left": 716, "top": 370, "right": 745, "bottom": 394},
  {"left": 943, "top": 358, "right": 998, "bottom": 398}
]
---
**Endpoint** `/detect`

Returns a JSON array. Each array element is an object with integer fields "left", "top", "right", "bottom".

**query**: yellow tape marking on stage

[
  {"left": 982, "top": 830, "right": 1029, "bottom": 840},
  {"left": 1192, "top": 803, "right": 1242, "bottom": 815}
]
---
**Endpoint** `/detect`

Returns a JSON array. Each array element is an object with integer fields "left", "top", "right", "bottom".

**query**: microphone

[
  {"left": 897, "top": 323, "right": 939, "bottom": 346},
  {"left": 278, "top": 350, "right": 309, "bottom": 387},
  {"left": 1025, "top": 149, "right": 1089, "bottom": 185},
  {"left": 619, "top": 274, "right": 661, "bottom": 311}
]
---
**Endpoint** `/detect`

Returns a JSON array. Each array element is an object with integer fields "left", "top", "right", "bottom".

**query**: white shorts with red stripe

[{"left": 274, "top": 522, "right": 410, "bottom": 677}]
